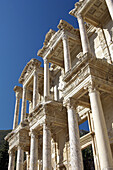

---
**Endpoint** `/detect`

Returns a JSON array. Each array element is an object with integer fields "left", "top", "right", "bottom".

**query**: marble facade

[{"left": 5, "top": 0, "right": 113, "bottom": 169}]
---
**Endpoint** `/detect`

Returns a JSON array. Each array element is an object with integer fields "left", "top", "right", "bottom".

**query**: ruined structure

[{"left": 5, "top": 0, "right": 113, "bottom": 169}]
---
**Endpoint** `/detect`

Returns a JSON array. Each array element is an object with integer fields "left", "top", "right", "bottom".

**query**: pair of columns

[
  {"left": 30, "top": 124, "right": 51, "bottom": 170},
  {"left": 13, "top": 70, "right": 39, "bottom": 128},
  {"left": 67, "top": 87, "right": 113, "bottom": 170},
  {"left": 13, "top": 86, "right": 27, "bottom": 129},
  {"left": 21, "top": 70, "right": 39, "bottom": 121},
  {"left": 62, "top": 14, "right": 91, "bottom": 73},
  {"left": 8, "top": 146, "right": 24, "bottom": 170}
]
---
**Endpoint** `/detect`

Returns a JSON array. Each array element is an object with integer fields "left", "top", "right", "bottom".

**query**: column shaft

[
  {"left": 54, "top": 85, "right": 59, "bottom": 101},
  {"left": 13, "top": 92, "right": 20, "bottom": 129},
  {"left": 16, "top": 146, "right": 24, "bottom": 170},
  {"left": 62, "top": 34, "right": 71, "bottom": 73},
  {"left": 30, "top": 131, "right": 38, "bottom": 170},
  {"left": 105, "top": 0, "right": 113, "bottom": 20},
  {"left": 109, "top": 41, "right": 113, "bottom": 62},
  {"left": 33, "top": 70, "right": 38, "bottom": 109},
  {"left": 43, "top": 123, "right": 51, "bottom": 170},
  {"left": 26, "top": 152, "right": 30, "bottom": 170},
  {"left": 89, "top": 88, "right": 113, "bottom": 170},
  {"left": 67, "top": 104, "right": 83, "bottom": 170},
  {"left": 8, "top": 150, "right": 15, "bottom": 170},
  {"left": 44, "top": 59, "right": 50, "bottom": 98},
  {"left": 77, "top": 14, "right": 90, "bottom": 54},
  {"left": 21, "top": 86, "right": 26, "bottom": 122}
]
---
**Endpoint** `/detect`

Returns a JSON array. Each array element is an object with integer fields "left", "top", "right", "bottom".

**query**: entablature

[
  {"left": 38, "top": 20, "right": 81, "bottom": 68},
  {"left": 62, "top": 57, "right": 113, "bottom": 106},
  {"left": 19, "top": 58, "right": 42, "bottom": 85}
]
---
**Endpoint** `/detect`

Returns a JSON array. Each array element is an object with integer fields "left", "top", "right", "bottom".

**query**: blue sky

[{"left": 0, "top": 0, "right": 82, "bottom": 130}]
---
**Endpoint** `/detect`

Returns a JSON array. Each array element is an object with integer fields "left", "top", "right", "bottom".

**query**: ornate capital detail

[
  {"left": 29, "top": 129, "right": 38, "bottom": 139},
  {"left": 77, "top": 13, "right": 83, "bottom": 20},
  {"left": 15, "top": 91, "right": 20, "bottom": 99},
  {"left": 22, "top": 85, "right": 27, "bottom": 93},
  {"left": 62, "top": 33, "right": 68, "bottom": 41},
  {"left": 66, "top": 97, "right": 78, "bottom": 110},
  {"left": 44, "top": 58, "right": 49, "bottom": 64},
  {"left": 88, "top": 85, "right": 99, "bottom": 94},
  {"left": 43, "top": 121, "right": 52, "bottom": 131},
  {"left": 8, "top": 149, "right": 15, "bottom": 155}
]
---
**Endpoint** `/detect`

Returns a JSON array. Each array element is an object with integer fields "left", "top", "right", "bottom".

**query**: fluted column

[
  {"left": 89, "top": 87, "right": 113, "bottom": 170},
  {"left": 8, "top": 150, "right": 15, "bottom": 170},
  {"left": 16, "top": 146, "right": 24, "bottom": 170},
  {"left": 67, "top": 98, "right": 83, "bottom": 170},
  {"left": 13, "top": 92, "right": 20, "bottom": 129},
  {"left": 30, "top": 130, "right": 38, "bottom": 170},
  {"left": 33, "top": 70, "right": 38, "bottom": 109},
  {"left": 105, "top": 0, "right": 113, "bottom": 20},
  {"left": 44, "top": 59, "right": 50, "bottom": 98},
  {"left": 77, "top": 14, "right": 90, "bottom": 54},
  {"left": 21, "top": 86, "right": 27, "bottom": 122},
  {"left": 43, "top": 123, "right": 52, "bottom": 170},
  {"left": 62, "top": 33, "right": 71, "bottom": 73}
]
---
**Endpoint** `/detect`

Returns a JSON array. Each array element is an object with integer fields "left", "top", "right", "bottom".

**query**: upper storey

[
  {"left": 38, "top": 20, "right": 82, "bottom": 71},
  {"left": 70, "top": 0, "right": 109, "bottom": 27}
]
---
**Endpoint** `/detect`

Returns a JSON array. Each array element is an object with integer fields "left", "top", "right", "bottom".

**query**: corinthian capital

[
  {"left": 44, "top": 58, "right": 49, "bottom": 64},
  {"left": 62, "top": 33, "right": 68, "bottom": 41},
  {"left": 66, "top": 97, "right": 78, "bottom": 110}
]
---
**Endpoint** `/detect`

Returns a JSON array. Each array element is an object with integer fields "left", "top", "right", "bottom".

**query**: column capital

[
  {"left": 77, "top": 13, "right": 83, "bottom": 20},
  {"left": 23, "top": 85, "right": 27, "bottom": 90},
  {"left": 88, "top": 85, "right": 99, "bottom": 94},
  {"left": 62, "top": 33, "right": 68, "bottom": 41},
  {"left": 15, "top": 91, "right": 21, "bottom": 99},
  {"left": 43, "top": 121, "right": 52, "bottom": 130},
  {"left": 8, "top": 149, "right": 15, "bottom": 155},
  {"left": 66, "top": 98, "right": 78, "bottom": 110},
  {"left": 29, "top": 129, "right": 38, "bottom": 139},
  {"left": 44, "top": 58, "right": 49, "bottom": 64},
  {"left": 17, "top": 145, "right": 25, "bottom": 150}
]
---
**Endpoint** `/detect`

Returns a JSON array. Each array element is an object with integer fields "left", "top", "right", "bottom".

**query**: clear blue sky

[{"left": 0, "top": 0, "right": 84, "bottom": 130}]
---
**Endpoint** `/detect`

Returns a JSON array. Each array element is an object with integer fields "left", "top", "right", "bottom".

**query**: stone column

[
  {"left": 30, "top": 130, "right": 38, "bottom": 170},
  {"left": 62, "top": 33, "right": 71, "bottom": 73},
  {"left": 33, "top": 70, "right": 38, "bottom": 109},
  {"left": 43, "top": 123, "right": 52, "bottom": 170},
  {"left": 108, "top": 40, "right": 113, "bottom": 62},
  {"left": 21, "top": 86, "right": 27, "bottom": 122},
  {"left": 8, "top": 150, "right": 15, "bottom": 170},
  {"left": 77, "top": 14, "right": 90, "bottom": 54},
  {"left": 26, "top": 152, "right": 30, "bottom": 170},
  {"left": 89, "top": 87, "right": 113, "bottom": 170},
  {"left": 16, "top": 146, "right": 24, "bottom": 170},
  {"left": 105, "top": 0, "right": 113, "bottom": 20},
  {"left": 13, "top": 92, "right": 20, "bottom": 129},
  {"left": 54, "top": 85, "right": 59, "bottom": 101},
  {"left": 67, "top": 98, "right": 83, "bottom": 170},
  {"left": 44, "top": 59, "right": 50, "bottom": 98}
]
